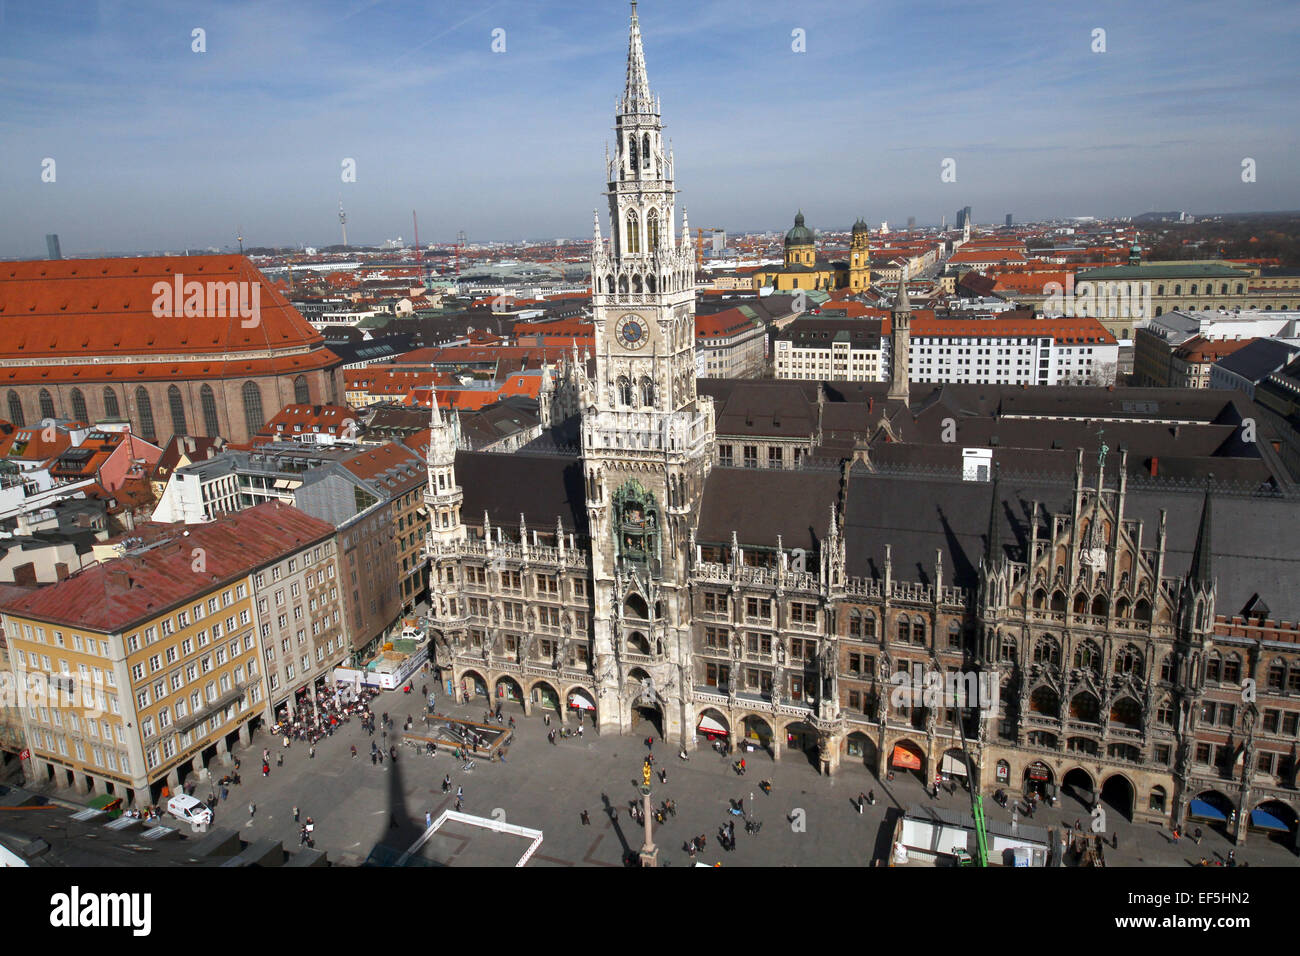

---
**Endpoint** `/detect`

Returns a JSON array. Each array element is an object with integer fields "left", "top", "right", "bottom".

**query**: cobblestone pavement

[{"left": 20, "top": 682, "right": 1300, "bottom": 867}]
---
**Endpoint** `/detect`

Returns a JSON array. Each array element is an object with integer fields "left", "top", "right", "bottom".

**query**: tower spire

[
  {"left": 1188, "top": 476, "right": 1214, "bottom": 589},
  {"left": 623, "top": 2, "right": 654, "bottom": 114},
  {"left": 887, "top": 265, "right": 913, "bottom": 405},
  {"left": 986, "top": 462, "right": 1002, "bottom": 567}
]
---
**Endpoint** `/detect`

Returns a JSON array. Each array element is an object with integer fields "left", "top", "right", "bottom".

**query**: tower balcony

[{"left": 583, "top": 406, "right": 713, "bottom": 458}]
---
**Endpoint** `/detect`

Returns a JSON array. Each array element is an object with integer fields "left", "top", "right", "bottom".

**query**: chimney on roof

[{"left": 1149, "top": 456, "right": 1158, "bottom": 477}]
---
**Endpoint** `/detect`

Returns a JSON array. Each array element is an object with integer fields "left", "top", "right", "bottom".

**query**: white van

[{"left": 166, "top": 794, "right": 213, "bottom": 827}]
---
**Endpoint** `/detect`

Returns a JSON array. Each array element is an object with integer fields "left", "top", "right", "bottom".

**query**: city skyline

[{"left": 1, "top": 0, "right": 1298, "bottom": 257}]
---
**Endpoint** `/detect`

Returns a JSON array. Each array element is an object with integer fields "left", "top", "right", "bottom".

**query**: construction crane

[
  {"left": 956, "top": 681, "right": 990, "bottom": 867},
  {"left": 695, "top": 226, "right": 724, "bottom": 267},
  {"left": 455, "top": 230, "right": 467, "bottom": 277}
]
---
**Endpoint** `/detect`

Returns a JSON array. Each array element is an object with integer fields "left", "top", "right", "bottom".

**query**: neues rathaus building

[{"left": 422, "top": 3, "right": 1300, "bottom": 849}]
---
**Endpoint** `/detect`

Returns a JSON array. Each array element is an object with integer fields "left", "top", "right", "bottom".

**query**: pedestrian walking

[
  {"left": 868, "top": 789, "right": 875, "bottom": 805},
  {"left": 1172, "top": 825, "right": 1181, "bottom": 843},
  {"left": 293, "top": 805, "right": 299, "bottom": 822},
  {"left": 1194, "top": 826, "right": 1203, "bottom": 845},
  {"left": 248, "top": 801, "right": 256, "bottom": 819},
  {"left": 425, "top": 811, "right": 432, "bottom": 828},
  {"left": 858, "top": 793, "right": 866, "bottom": 814},
  {"left": 221, "top": 786, "right": 229, "bottom": 801},
  {"left": 578, "top": 724, "right": 583, "bottom": 738},
  {"left": 371, "top": 751, "right": 377, "bottom": 765},
  {"left": 309, "top": 745, "right": 316, "bottom": 759},
  {"left": 276, "top": 753, "right": 283, "bottom": 767},
  {"left": 581, "top": 810, "right": 591, "bottom": 826}
]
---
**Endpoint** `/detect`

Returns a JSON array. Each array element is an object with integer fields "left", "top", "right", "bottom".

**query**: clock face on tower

[{"left": 616, "top": 314, "right": 648, "bottom": 350}]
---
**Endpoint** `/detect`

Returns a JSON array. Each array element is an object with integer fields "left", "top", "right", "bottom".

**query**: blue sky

[{"left": 1, "top": 0, "right": 1298, "bottom": 257}]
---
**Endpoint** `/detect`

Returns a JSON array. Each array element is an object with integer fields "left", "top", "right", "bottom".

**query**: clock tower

[{"left": 582, "top": 2, "right": 714, "bottom": 742}]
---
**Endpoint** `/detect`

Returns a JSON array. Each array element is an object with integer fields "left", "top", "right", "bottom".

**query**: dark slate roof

[
  {"left": 841, "top": 463, "right": 1300, "bottom": 619},
  {"left": 1214, "top": 338, "right": 1299, "bottom": 382},
  {"left": 456, "top": 451, "right": 587, "bottom": 533},
  {"left": 714, "top": 381, "right": 816, "bottom": 439},
  {"left": 774, "top": 317, "right": 883, "bottom": 348},
  {"left": 697, "top": 467, "right": 840, "bottom": 551}
]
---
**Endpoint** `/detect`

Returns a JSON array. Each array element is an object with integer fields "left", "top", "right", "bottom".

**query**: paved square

[{"left": 22, "top": 683, "right": 1300, "bottom": 867}]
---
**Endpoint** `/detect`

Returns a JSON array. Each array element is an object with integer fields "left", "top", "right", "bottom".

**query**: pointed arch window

[
  {"left": 70, "top": 388, "right": 87, "bottom": 424},
  {"left": 135, "top": 387, "right": 156, "bottom": 441},
  {"left": 200, "top": 385, "right": 220, "bottom": 437},
  {"left": 626, "top": 212, "right": 640, "bottom": 254},
  {"left": 293, "top": 375, "right": 310, "bottom": 405},
  {"left": 6, "top": 391, "right": 23, "bottom": 427},
  {"left": 617, "top": 376, "right": 633, "bottom": 407},
  {"left": 642, "top": 133, "right": 650, "bottom": 167},
  {"left": 102, "top": 388, "right": 120, "bottom": 419},
  {"left": 241, "top": 380, "right": 264, "bottom": 436},
  {"left": 628, "top": 134, "right": 638, "bottom": 171},
  {"left": 38, "top": 389, "right": 55, "bottom": 421},
  {"left": 639, "top": 376, "right": 655, "bottom": 407},
  {"left": 1032, "top": 635, "right": 1060, "bottom": 666},
  {"left": 168, "top": 385, "right": 188, "bottom": 437},
  {"left": 1073, "top": 639, "right": 1100, "bottom": 673},
  {"left": 647, "top": 209, "right": 659, "bottom": 250}
]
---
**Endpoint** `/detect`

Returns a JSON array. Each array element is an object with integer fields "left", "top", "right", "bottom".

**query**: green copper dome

[{"left": 785, "top": 211, "right": 815, "bottom": 247}]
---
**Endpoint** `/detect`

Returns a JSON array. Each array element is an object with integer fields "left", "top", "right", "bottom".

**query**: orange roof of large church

[{"left": 0, "top": 255, "right": 336, "bottom": 369}]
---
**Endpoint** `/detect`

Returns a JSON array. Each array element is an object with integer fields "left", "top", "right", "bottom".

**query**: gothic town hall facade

[{"left": 422, "top": 4, "right": 1300, "bottom": 848}]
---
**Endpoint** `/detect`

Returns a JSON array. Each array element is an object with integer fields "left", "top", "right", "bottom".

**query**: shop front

[{"left": 1024, "top": 760, "right": 1054, "bottom": 798}]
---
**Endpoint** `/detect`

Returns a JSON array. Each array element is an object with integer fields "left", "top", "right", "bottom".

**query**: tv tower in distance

[{"left": 338, "top": 200, "right": 348, "bottom": 249}]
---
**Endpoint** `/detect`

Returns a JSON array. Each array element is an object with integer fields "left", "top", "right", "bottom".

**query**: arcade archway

[
  {"left": 1023, "top": 760, "right": 1054, "bottom": 798},
  {"left": 696, "top": 708, "right": 729, "bottom": 749},
  {"left": 459, "top": 669, "right": 488, "bottom": 701},
  {"left": 566, "top": 686, "right": 597, "bottom": 728},
  {"left": 1062, "top": 767, "right": 1095, "bottom": 808},
  {"left": 1189, "top": 789, "right": 1235, "bottom": 833},
  {"left": 494, "top": 676, "right": 523, "bottom": 708},
  {"left": 846, "top": 731, "right": 877, "bottom": 772},
  {"left": 1250, "top": 800, "right": 1299, "bottom": 853},
  {"left": 530, "top": 680, "right": 560, "bottom": 714},
  {"left": 889, "top": 738, "right": 926, "bottom": 782},
  {"left": 785, "top": 721, "right": 820, "bottom": 768},
  {"left": 742, "top": 715, "right": 775, "bottom": 758},
  {"left": 1100, "top": 773, "right": 1134, "bottom": 822}
]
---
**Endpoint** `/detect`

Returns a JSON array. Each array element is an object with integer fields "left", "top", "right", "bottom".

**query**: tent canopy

[
  {"left": 1250, "top": 807, "right": 1291, "bottom": 832},
  {"left": 697, "top": 715, "right": 728, "bottom": 735},
  {"left": 891, "top": 744, "right": 922, "bottom": 770},
  {"left": 1188, "top": 798, "right": 1227, "bottom": 822}
]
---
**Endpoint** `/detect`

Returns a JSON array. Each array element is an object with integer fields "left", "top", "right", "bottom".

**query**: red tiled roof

[
  {"left": 0, "top": 255, "right": 331, "bottom": 363},
  {"left": 0, "top": 502, "right": 336, "bottom": 632},
  {"left": 695, "top": 309, "right": 758, "bottom": 338}
]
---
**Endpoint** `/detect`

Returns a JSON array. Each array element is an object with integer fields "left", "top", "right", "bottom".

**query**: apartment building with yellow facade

[{"left": 0, "top": 502, "right": 339, "bottom": 807}]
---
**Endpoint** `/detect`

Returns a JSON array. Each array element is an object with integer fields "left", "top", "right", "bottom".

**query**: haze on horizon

[{"left": 1, "top": 0, "right": 1297, "bottom": 258}]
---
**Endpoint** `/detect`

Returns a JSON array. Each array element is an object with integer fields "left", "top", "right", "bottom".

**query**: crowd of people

[{"left": 271, "top": 684, "right": 380, "bottom": 748}]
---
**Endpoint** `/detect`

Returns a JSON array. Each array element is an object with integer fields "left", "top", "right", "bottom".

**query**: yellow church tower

[{"left": 849, "top": 217, "right": 871, "bottom": 290}]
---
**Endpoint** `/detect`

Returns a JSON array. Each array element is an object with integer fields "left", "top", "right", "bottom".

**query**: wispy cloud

[{"left": 0, "top": 0, "right": 1296, "bottom": 256}]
